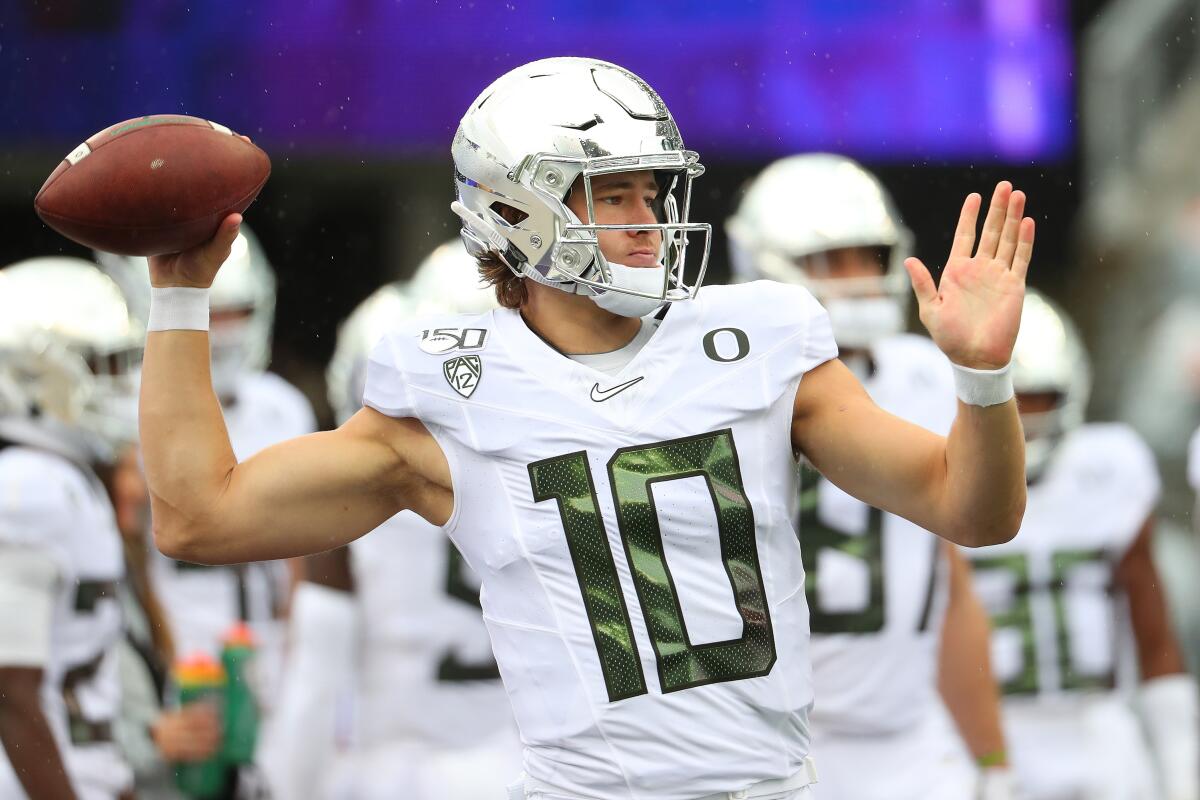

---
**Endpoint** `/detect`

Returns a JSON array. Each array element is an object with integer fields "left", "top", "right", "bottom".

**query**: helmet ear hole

[{"left": 490, "top": 202, "right": 528, "bottom": 226}]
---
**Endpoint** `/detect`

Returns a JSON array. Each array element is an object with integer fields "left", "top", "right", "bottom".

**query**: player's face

[
  {"left": 798, "top": 246, "right": 887, "bottom": 293},
  {"left": 566, "top": 171, "right": 662, "bottom": 268}
]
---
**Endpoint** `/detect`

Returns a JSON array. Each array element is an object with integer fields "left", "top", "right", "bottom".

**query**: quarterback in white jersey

[
  {"left": 262, "top": 241, "right": 520, "bottom": 800},
  {"left": 0, "top": 259, "right": 140, "bottom": 799},
  {"left": 969, "top": 291, "right": 1199, "bottom": 800},
  {"left": 728, "top": 154, "right": 1012, "bottom": 800},
  {"left": 139, "top": 58, "right": 1036, "bottom": 800}
]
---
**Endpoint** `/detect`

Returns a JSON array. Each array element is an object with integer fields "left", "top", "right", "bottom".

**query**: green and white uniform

[
  {"left": 364, "top": 281, "right": 835, "bottom": 800},
  {"left": 803, "top": 334, "right": 973, "bottom": 800},
  {"left": 969, "top": 423, "right": 1161, "bottom": 800}
]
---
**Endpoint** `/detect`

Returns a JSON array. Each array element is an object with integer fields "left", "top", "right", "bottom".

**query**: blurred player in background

[
  {"left": 99, "top": 227, "right": 316, "bottom": 794},
  {"left": 968, "top": 290, "right": 1198, "bottom": 800},
  {"left": 728, "top": 154, "right": 1014, "bottom": 800},
  {"left": 261, "top": 240, "right": 521, "bottom": 800},
  {"left": 0, "top": 259, "right": 139, "bottom": 799}
]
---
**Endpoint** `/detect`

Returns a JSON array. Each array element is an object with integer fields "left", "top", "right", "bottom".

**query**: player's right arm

[
  {"left": 0, "top": 548, "right": 78, "bottom": 800},
  {"left": 142, "top": 215, "right": 451, "bottom": 565}
]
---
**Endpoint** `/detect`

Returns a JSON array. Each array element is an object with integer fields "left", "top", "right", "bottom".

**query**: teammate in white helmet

[
  {"left": 0, "top": 259, "right": 138, "bottom": 799},
  {"left": 968, "top": 290, "right": 1198, "bottom": 800},
  {"left": 140, "top": 57, "right": 1034, "bottom": 799},
  {"left": 261, "top": 240, "right": 521, "bottom": 800},
  {"left": 728, "top": 153, "right": 1014, "bottom": 800}
]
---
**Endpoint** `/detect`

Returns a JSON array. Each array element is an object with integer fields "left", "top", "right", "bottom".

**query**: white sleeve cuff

[{"left": 147, "top": 286, "right": 210, "bottom": 332}]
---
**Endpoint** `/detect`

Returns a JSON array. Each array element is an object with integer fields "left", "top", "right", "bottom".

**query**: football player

[
  {"left": 0, "top": 259, "right": 139, "bottom": 799},
  {"left": 968, "top": 290, "right": 1199, "bottom": 800},
  {"left": 140, "top": 58, "right": 1034, "bottom": 799},
  {"left": 260, "top": 240, "right": 521, "bottom": 799},
  {"left": 728, "top": 154, "right": 1013, "bottom": 800}
]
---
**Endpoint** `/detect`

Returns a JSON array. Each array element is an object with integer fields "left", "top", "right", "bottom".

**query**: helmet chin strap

[{"left": 589, "top": 262, "right": 667, "bottom": 318}]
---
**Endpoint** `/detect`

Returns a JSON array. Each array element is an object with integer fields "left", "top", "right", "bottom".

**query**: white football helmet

[
  {"left": 0, "top": 257, "right": 144, "bottom": 463},
  {"left": 451, "top": 57, "right": 711, "bottom": 317},
  {"left": 209, "top": 225, "right": 276, "bottom": 396},
  {"left": 1011, "top": 289, "right": 1091, "bottom": 480},
  {"left": 95, "top": 224, "right": 275, "bottom": 398},
  {"left": 326, "top": 240, "right": 497, "bottom": 425},
  {"left": 726, "top": 154, "right": 914, "bottom": 349}
]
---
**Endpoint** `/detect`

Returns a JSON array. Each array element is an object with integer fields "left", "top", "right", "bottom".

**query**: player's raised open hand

[
  {"left": 904, "top": 182, "right": 1034, "bottom": 369},
  {"left": 147, "top": 212, "right": 242, "bottom": 289}
]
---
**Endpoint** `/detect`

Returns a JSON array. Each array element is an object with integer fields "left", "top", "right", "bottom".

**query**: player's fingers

[
  {"left": 948, "top": 193, "right": 982, "bottom": 261},
  {"left": 201, "top": 213, "right": 242, "bottom": 264},
  {"left": 1010, "top": 218, "right": 1035, "bottom": 281},
  {"left": 994, "top": 190, "right": 1026, "bottom": 267},
  {"left": 975, "top": 181, "right": 1012, "bottom": 260},
  {"left": 904, "top": 257, "right": 938, "bottom": 306}
]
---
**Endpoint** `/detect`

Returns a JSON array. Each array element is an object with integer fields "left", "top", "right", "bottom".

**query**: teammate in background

[
  {"left": 100, "top": 228, "right": 316, "bottom": 667},
  {"left": 0, "top": 259, "right": 138, "bottom": 799},
  {"left": 968, "top": 290, "right": 1198, "bottom": 800},
  {"left": 261, "top": 240, "right": 520, "bottom": 800},
  {"left": 728, "top": 154, "right": 1014, "bottom": 800},
  {"left": 140, "top": 58, "right": 1034, "bottom": 799}
]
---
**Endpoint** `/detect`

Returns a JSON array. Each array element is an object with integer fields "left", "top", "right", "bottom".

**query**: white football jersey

[
  {"left": 348, "top": 510, "right": 517, "bottom": 750},
  {"left": 364, "top": 281, "right": 836, "bottom": 800},
  {"left": 155, "top": 371, "right": 317, "bottom": 659},
  {"left": 805, "top": 334, "right": 957, "bottom": 735},
  {"left": 967, "top": 424, "right": 1161, "bottom": 797},
  {"left": 0, "top": 445, "right": 131, "bottom": 799}
]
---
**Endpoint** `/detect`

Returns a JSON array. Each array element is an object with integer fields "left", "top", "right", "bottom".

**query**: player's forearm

[
  {"left": 938, "top": 548, "right": 1008, "bottom": 766},
  {"left": 140, "top": 330, "right": 240, "bottom": 556},
  {"left": 940, "top": 400, "right": 1025, "bottom": 547},
  {"left": 0, "top": 684, "right": 78, "bottom": 800}
]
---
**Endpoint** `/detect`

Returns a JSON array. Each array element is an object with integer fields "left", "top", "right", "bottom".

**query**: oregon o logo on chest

[{"left": 702, "top": 327, "right": 750, "bottom": 363}]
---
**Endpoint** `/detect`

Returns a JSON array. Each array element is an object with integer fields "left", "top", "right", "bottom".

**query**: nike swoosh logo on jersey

[{"left": 590, "top": 376, "right": 644, "bottom": 402}]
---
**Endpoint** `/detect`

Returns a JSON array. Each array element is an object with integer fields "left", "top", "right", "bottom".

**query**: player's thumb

[
  {"left": 202, "top": 213, "right": 242, "bottom": 268},
  {"left": 904, "top": 257, "right": 937, "bottom": 306}
]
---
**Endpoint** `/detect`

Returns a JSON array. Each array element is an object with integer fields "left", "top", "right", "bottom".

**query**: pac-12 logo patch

[
  {"left": 443, "top": 355, "right": 482, "bottom": 398},
  {"left": 420, "top": 327, "right": 488, "bottom": 355}
]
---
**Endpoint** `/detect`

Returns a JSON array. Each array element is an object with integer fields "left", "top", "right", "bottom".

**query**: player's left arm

[
  {"left": 1115, "top": 515, "right": 1198, "bottom": 800},
  {"left": 937, "top": 544, "right": 1015, "bottom": 798},
  {"left": 794, "top": 184, "right": 1032, "bottom": 547}
]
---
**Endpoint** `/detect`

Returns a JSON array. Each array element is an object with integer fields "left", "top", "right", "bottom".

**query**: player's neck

[{"left": 519, "top": 282, "right": 642, "bottom": 356}]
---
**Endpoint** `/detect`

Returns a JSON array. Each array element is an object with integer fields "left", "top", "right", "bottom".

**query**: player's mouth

[{"left": 622, "top": 249, "right": 659, "bottom": 268}]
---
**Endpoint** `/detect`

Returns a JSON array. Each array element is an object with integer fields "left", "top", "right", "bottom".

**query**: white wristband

[
  {"left": 952, "top": 361, "right": 1014, "bottom": 407},
  {"left": 147, "top": 286, "right": 210, "bottom": 332}
]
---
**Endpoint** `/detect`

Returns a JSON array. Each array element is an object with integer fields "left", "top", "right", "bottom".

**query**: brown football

[{"left": 34, "top": 115, "right": 271, "bottom": 256}]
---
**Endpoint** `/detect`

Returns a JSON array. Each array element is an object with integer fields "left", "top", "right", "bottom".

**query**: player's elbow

[
  {"left": 152, "top": 515, "right": 228, "bottom": 565},
  {"left": 954, "top": 493, "right": 1025, "bottom": 548}
]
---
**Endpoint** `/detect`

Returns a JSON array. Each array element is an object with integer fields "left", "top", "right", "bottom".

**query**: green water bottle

[
  {"left": 172, "top": 654, "right": 227, "bottom": 800},
  {"left": 220, "top": 622, "right": 259, "bottom": 764}
]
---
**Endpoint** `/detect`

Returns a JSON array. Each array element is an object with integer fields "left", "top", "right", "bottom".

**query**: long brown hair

[{"left": 477, "top": 252, "right": 526, "bottom": 310}]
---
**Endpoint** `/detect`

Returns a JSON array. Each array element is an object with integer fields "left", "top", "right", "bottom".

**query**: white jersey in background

[
  {"left": 0, "top": 446, "right": 132, "bottom": 800},
  {"left": 155, "top": 370, "right": 316, "bottom": 658},
  {"left": 364, "top": 281, "right": 835, "bottom": 800},
  {"left": 968, "top": 423, "right": 1161, "bottom": 800},
  {"left": 803, "top": 335, "right": 973, "bottom": 799},
  {"left": 317, "top": 511, "right": 521, "bottom": 799}
]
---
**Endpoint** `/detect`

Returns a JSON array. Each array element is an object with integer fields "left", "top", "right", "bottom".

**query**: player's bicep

[
  {"left": 191, "top": 408, "right": 447, "bottom": 563},
  {"left": 791, "top": 358, "right": 948, "bottom": 532}
]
